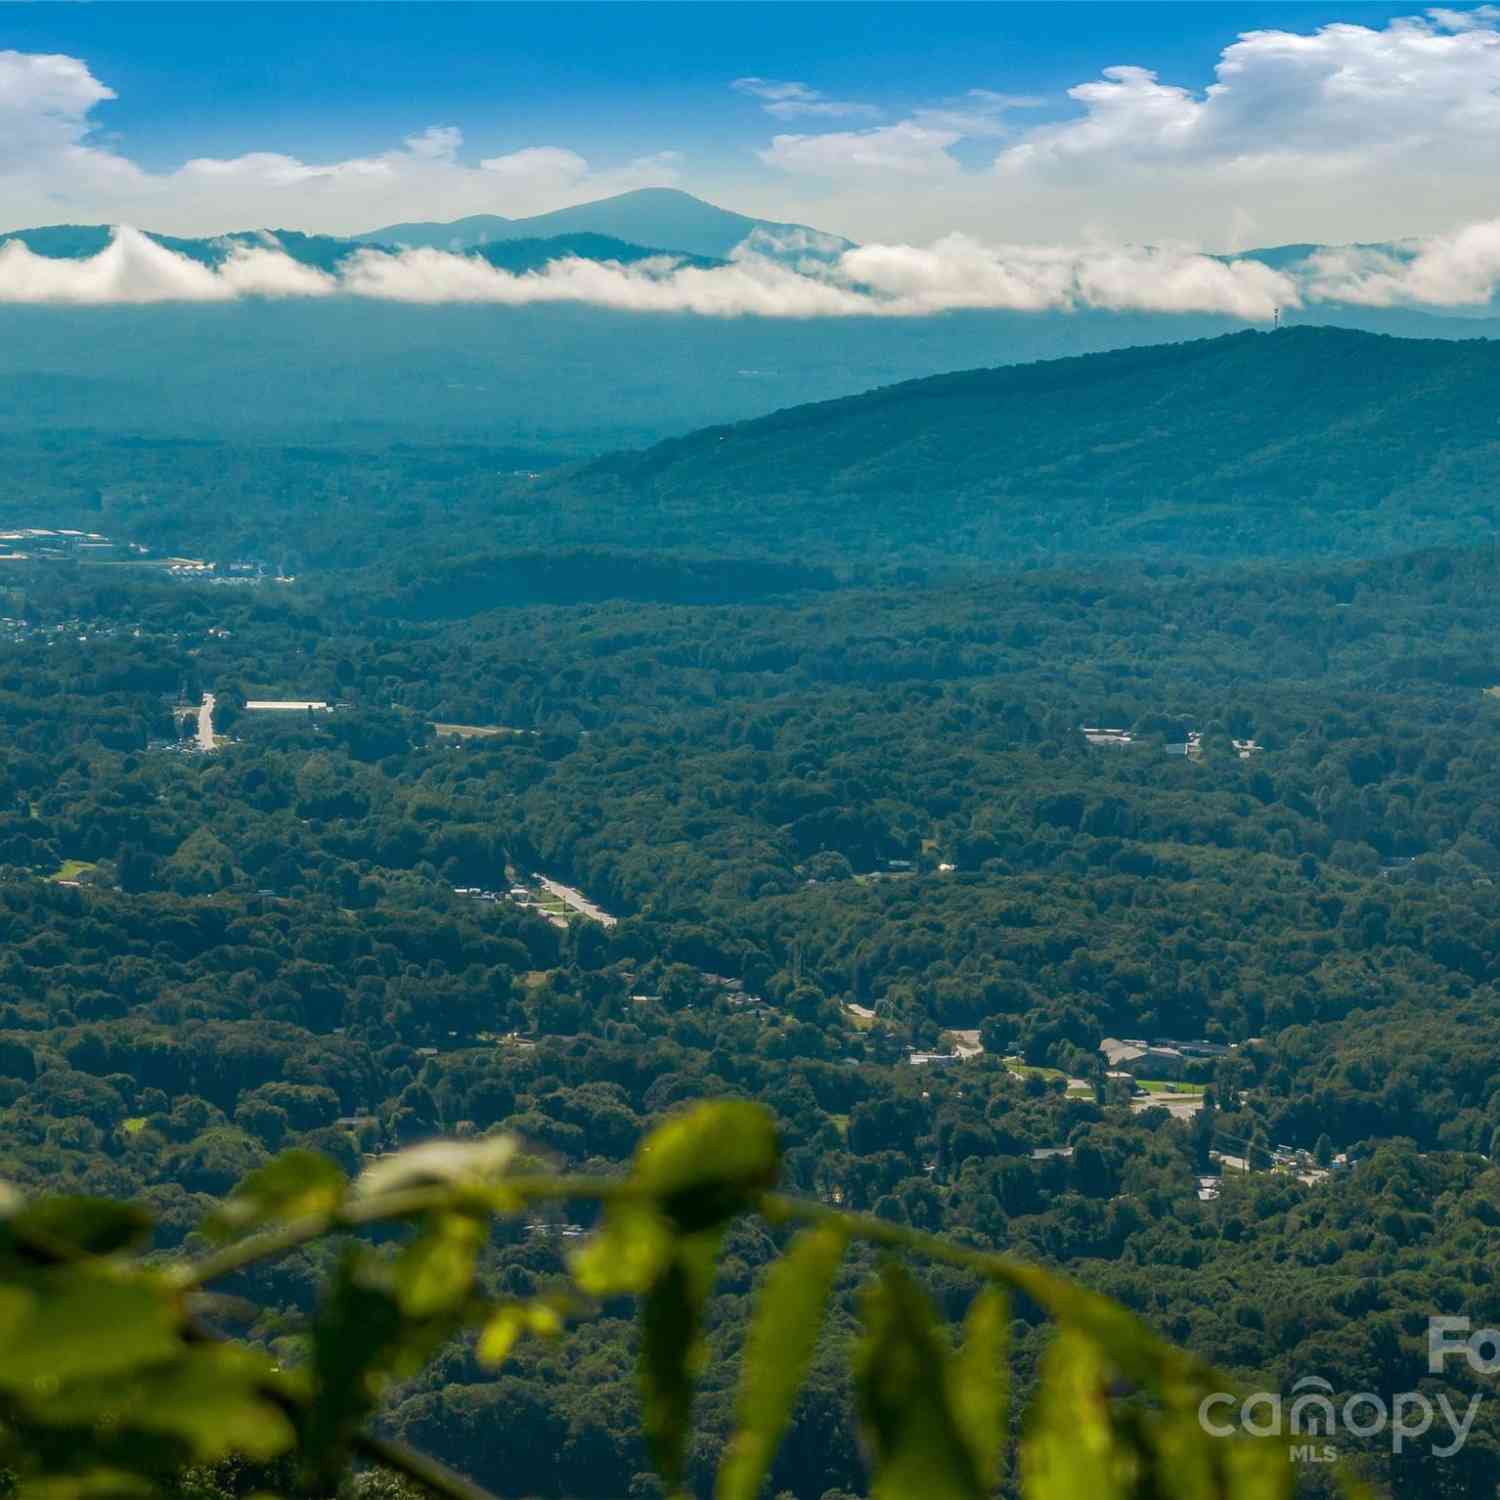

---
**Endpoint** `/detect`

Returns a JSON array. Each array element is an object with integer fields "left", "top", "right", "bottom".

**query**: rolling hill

[{"left": 539, "top": 326, "right": 1500, "bottom": 566}]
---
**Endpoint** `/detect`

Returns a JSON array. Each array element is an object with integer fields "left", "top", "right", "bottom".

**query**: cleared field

[
  {"left": 432, "top": 723, "right": 533, "bottom": 738},
  {"left": 49, "top": 859, "right": 97, "bottom": 882},
  {"left": 1002, "top": 1057, "right": 1093, "bottom": 1095}
]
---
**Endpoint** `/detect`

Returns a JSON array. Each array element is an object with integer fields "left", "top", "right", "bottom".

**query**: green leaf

[
  {"left": 634, "top": 1101, "right": 780, "bottom": 1234},
  {"left": 575, "top": 1102, "right": 779, "bottom": 1300},
  {"left": 11, "top": 1466, "right": 157, "bottom": 1500},
  {"left": 1020, "top": 1327, "right": 1130, "bottom": 1500},
  {"left": 0, "top": 1269, "right": 179, "bottom": 1394},
  {"left": 354, "top": 1135, "right": 518, "bottom": 1200},
  {"left": 571, "top": 1202, "right": 675, "bottom": 1298},
  {"left": 392, "top": 1210, "right": 484, "bottom": 1318},
  {"left": 301, "top": 1262, "right": 397, "bottom": 1484},
  {"left": 1, "top": 1199, "right": 152, "bottom": 1261},
  {"left": 717, "top": 1224, "right": 847, "bottom": 1500},
  {"left": 21, "top": 1345, "right": 295, "bottom": 1462},
  {"left": 1126, "top": 1396, "right": 1295, "bottom": 1500},
  {"left": 640, "top": 1231, "right": 719, "bottom": 1494},
  {"left": 853, "top": 1265, "right": 985, "bottom": 1500},
  {"left": 1001, "top": 1258, "right": 1212, "bottom": 1413},
  {"left": 205, "top": 1150, "right": 347, "bottom": 1241},
  {"left": 476, "top": 1297, "right": 564, "bottom": 1367},
  {"left": 949, "top": 1287, "right": 1008, "bottom": 1492},
  {"left": 299, "top": 1245, "right": 474, "bottom": 1489}
]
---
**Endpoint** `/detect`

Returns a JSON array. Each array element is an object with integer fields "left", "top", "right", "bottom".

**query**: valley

[
  {"left": 13, "top": 5, "right": 1500, "bottom": 1494},
  {"left": 6, "top": 327, "right": 1500, "bottom": 1496},
  {"left": 3, "top": 363, "right": 1500, "bottom": 1489}
]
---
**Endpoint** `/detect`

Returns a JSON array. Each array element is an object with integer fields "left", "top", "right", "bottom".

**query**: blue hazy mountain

[
  {"left": 356, "top": 188, "right": 853, "bottom": 260},
  {"left": 2, "top": 204, "right": 1498, "bottom": 452},
  {"left": 0, "top": 224, "right": 721, "bottom": 275}
]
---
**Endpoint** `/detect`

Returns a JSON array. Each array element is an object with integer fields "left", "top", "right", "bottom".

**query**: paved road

[{"left": 197, "top": 692, "right": 216, "bottom": 752}]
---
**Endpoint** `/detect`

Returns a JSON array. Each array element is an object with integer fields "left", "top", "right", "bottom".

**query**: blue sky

[
  {"left": 2, "top": 3, "right": 1417, "bottom": 171},
  {"left": 3, "top": 2, "right": 1499, "bottom": 249}
]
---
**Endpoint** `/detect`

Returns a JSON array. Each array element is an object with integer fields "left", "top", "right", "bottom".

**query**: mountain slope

[
  {"left": 358, "top": 188, "right": 851, "bottom": 260},
  {"left": 548, "top": 326, "right": 1500, "bottom": 565},
  {"left": 345, "top": 212, "right": 514, "bottom": 251}
]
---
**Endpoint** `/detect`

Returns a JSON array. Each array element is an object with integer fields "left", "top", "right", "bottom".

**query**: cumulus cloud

[
  {"left": 975, "top": 8, "right": 1500, "bottom": 244},
  {"left": 0, "top": 50, "right": 682, "bottom": 236},
  {"left": 743, "top": 9, "right": 1500, "bottom": 247},
  {"left": 998, "top": 14, "right": 1500, "bottom": 181},
  {"left": 0, "top": 48, "right": 115, "bottom": 161},
  {"left": 731, "top": 77, "right": 878, "bottom": 120}
]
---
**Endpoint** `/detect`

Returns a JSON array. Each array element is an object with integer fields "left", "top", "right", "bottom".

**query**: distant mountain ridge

[
  {"left": 0, "top": 225, "right": 363, "bottom": 273},
  {"left": 0, "top": 223, "right": 723, "bottom": 276},
  {"left": 548, "top": 325, "right": 1500, "bottom": 566},
  {"left": 355, "top": 187, "right": 854, "bottom": 260}
]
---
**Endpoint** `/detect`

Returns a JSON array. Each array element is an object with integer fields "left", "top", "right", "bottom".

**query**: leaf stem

[
  {"left": 179, "top": 1174, "right": 633, "bottom": 1288},
  {"left": 760, "top": 1192, "right": 1215, "bottom": 1387},
  {"left": 355, "top": 1432, "right": 508, "bottom": 1500}
]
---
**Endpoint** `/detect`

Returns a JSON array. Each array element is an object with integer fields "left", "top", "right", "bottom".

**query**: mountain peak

[{"left": 356, "top": 189, "right": 851, "bottom": 261}]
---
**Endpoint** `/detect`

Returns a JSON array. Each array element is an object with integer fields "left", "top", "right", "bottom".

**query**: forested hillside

[
  {"left": 3, "top": 538, "right": 1500, "bottom": 1493},
  {"left": 10, "top": 325, "right": 1500, "bottom": 584},
  {"left": 562, "top": 326, "right": 1500, "bottom": 564}
]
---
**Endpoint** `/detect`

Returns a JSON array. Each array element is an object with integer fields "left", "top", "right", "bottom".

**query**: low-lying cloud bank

[{"left": 4, "top": 221, "right": 1500, "bottom": 317}]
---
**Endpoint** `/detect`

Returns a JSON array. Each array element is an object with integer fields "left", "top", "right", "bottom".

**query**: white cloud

[
  {"left": 0, "top": 48, "right": 114, "bottom": 160},
  {"left": 404, "top": 126, "right": 463, "bottom": 162},
  {"left": 731, "top": 77, "right": 878, "bottom": 121},
  {"left": 839, "top": 234, "right": 1294, "bottom": 318},
  {"left": 0, "top": 222, "right": 1301, "bottom": 319},
  {"left": 1299, "top": 219, "right": 1500, "bottom": 306},
  {"left": 756, "top": 89, "right": 1037, "bottom": 186},
  {"left": 761, "top": 121, "right": 965, "bottom": 180},
  {"left": 738, "top": 10, "right": 1500, "bottom": 248},
  {"left": 910, "top": 90, "right": 1041, "bottom": 139},
  {"left": 1427, "top": 4, "right": 1500, "bottom": 31},
  {"left": 0, "top": 51, "right": 682, "bottom": 236},
  {"left": 999, "top": 16, "right": 1500, "bottom": 178},
  {"left": 12, "top": 13, "right": 1500, "bottom": 259},
  {"left": 979, "top": 10, "right": 1500, "bottom": 244},
  {"left": 477, "top": 145, "right": 588, "bottom": 192},
  {"left": 0, "top": 227, "right": 334, "bottom": 304}
]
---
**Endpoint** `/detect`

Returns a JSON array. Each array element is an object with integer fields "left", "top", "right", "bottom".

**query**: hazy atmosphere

[
  {"left": 8, "top": 4, "right": 1500, "bottom": 313},
  {"left": 9, "top": 8, "right": 1500, "bottom": 1500}
]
